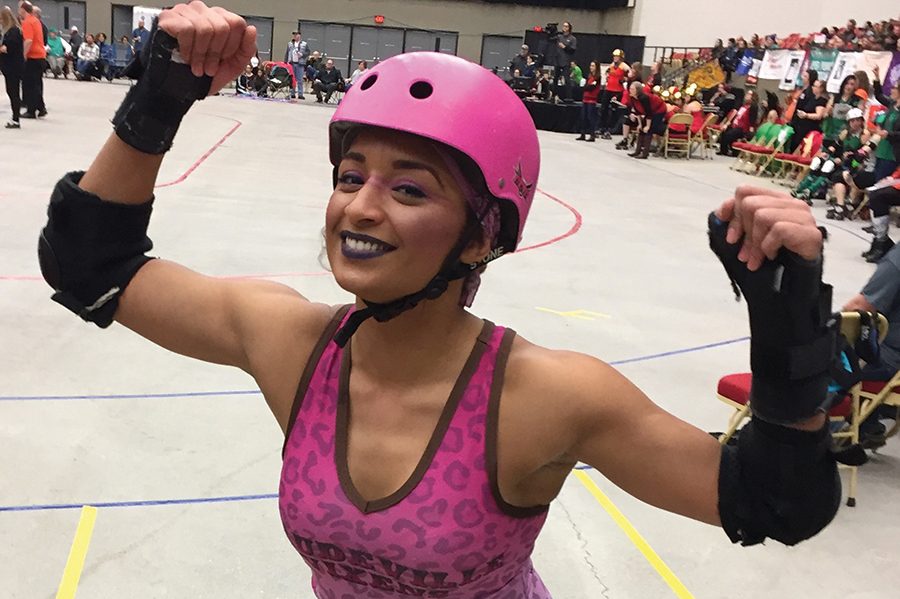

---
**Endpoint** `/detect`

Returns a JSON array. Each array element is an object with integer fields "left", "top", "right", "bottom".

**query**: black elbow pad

[{"left": 718, "top": 417, "right": 841, "bottom": 547}]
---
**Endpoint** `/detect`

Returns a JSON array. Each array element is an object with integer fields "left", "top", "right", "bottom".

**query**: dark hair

[
  {"left": 20, "top": 1, "right": 34, "bottom": 13},
  {"left": 838, "top": 74, "right": 857, "bottom": 95},
  {"left": 806, "top": 69, "right": 818, "bottom": 86},
  {"left": 359, "top": 60, "right": 368, "bottom": 68}
]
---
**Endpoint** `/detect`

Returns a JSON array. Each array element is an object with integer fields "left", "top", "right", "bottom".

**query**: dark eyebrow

[
  {"left": 341, "top": 152, "right": 445, "bottom": 189},
  {"left": 393, "top": 160, "right": 445, "bottom": 188}
]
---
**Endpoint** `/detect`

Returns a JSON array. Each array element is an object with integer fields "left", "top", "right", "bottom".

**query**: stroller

[{"left": 266, "top": 62, "right": 296, "bottom": 100}]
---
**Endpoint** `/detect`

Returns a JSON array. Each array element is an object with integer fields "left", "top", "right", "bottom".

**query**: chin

[{"left": 331, "top": 259, "right": 426, "bottom": 304}]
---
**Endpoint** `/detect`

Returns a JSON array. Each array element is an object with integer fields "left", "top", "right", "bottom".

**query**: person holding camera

[
  {"left": 552, "top": 21, "right": 576, "bottom": 101},
  {"left": 510, "top": 44, "right": 529, "bottom": 78}
]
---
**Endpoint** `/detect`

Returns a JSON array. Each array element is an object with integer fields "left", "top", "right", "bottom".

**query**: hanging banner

[
  {"left": 746, "top": 58, "right": 762, "bottom": 85},
  {"left": 827, "top": 52, "right": 859, "bottom": 93},
  {"left": 758, "top": 50, "right": 791, "bottom": 80},
  {"left": 884, "top": 52, "right": 900, "bottom": 96},
  {"left": 687, "top": 60, "right": 725, "bottom": 90},
  {"left": 779, "top": 50, "right": 808, "bottom": 90},
  {"left": 735, "top": 50, "right": 755, "bottom": 76},
  {"left": 807, "top": 48, "right": 838, "bottom": 84},
  {"left": 859, "top": 51, "right": 894, "bottom": 94}
]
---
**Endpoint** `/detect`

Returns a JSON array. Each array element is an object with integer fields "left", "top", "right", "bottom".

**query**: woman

[
  {"left": 647, "top": 60, "right": 663, "bottom": 88},
  {"left": 347, "top": 59, "right": 368, "bottom": 88},
  {"left": 628, "top": 81, "right": 669, "bottom": 158},
  {"left": 718, "top": 89, "right": 759, "bottom": 156},
  {"left": 822, "top": 75, "right": 859, "bottom": 143},
  {"left": 796, "top": 108, "right": 869, "bottom": 207},
  {"left": 75, "top": 32, "right": 100, "bottom": 80},
  {"left": 96, "top": 32, "right": 115, "bottom": 80},
  {"left": 45, "top": 28, "right": 66, "bottom": 77},
  {"left": 871, "top": 65, "right": 900, "bottom": 183},
  {"left": 41, "top": 5, "right": 840, "bottom": 597},
  {"left": 576, "top": 61, "right": 600, "bottom": 142},
  {"left": 789, "top": 71, "right": 828, "bottom": 152},
  {"left": 0, "top": 6, "right": 23, "bottom": 129}
]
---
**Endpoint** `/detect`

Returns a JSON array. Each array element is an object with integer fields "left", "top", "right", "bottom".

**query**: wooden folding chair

[
  {"left": 708, "top": 109, "right": 736, "bottom": 153},
  {"left": 714, "top": 311, "right": 889, "bottom": 507},
  {"left": 771, "top": 131, "right": 823, "bottom": 185},
  {"left": 664, "top": 113, "right": 694, "bottom": 159},
  {"left": 746, "top": 126, "right": 794, "bottom": 176},
  {"left": 730, "top": 123, "right": 776, "bottom": 172}
]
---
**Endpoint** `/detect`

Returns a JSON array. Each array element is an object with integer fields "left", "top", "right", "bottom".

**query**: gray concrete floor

[{"left": 1, "top": 78, "right": 898, "bottom": 599}]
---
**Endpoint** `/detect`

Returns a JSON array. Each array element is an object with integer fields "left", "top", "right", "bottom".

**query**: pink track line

[
  {"left": 517, "top": 188, "right": 583, "bottom": 253},
  {"left": 155, "top": 118, "right": 243, "bottom": 188}
]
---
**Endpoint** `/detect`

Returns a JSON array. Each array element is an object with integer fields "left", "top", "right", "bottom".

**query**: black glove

[
  {"left": 708, "top": 213, "right": 834, "bottom": 425},
  {"left": 112, "top": 17, "right": 212, "bottom": 154}
]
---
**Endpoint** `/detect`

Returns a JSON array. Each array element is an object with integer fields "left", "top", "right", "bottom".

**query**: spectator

[
  {"left": 284, "top": 31, "right": 309, "bottom": 99},
  {"left": 0, "top": 5, "right": 24, "bottom": 129},
  {"left": 313, "top": 58, "right": 344, "bottom": 103},
  {"left": 236, "top": 64, "right": 252, "bottom": 95},
  {"left": 45, "top": 28, "right": 66, "bottom": 78},
  {"left": 718, "top": 90, "right": 760, "bottom": 156},
  {"left": 75, "top": 33, "right": 100, "bottom": 80},
  {"left": 132, "top": 17, "right": 149, "bottom": 54},
  {"left": 249, "top": 65, "right": 267, "bottom": 96},
  {"left": 111, "top": 35, "right": 133, "bottom": 77},
  {"left": 789, "top": 71, "right": 827, "bottom": 152},
  {"left": 863, "top": 173, "right": 900, "bottom": 263},
  {"left": 721, "top": 38, "right": 737, "bottom": 82},
  {"left": 629, "top": 81, "right": 668, "bottom": 159},
  {"left": 822, "top": 75, "right": 860, "bottom": 143},
  {"left": 647, "top": 60, "right": 663, "bottom": 88},
  {"left": 18, "top": 1, "right": 46, "bottom": 119},
  {"left": 553, "top": 22, "right": 576, "bottom": 101},
  {"left": 569, "top": 60, "right": 583, "bottom": 87},
  {"left": 66, "top": 26, "right": 81, "bottom": 77},
  {"left": 842, "top": 243, "right": 900, "bottom": 445},
  {"left": 305, "top": 50, "right": 321, "bottom": 82},
  {"left": 347, "top": 59, "right": 368, "bottom": 88},
  {"left": 576, "top": 61, "right": 601, "bottom": 143},
  {"left": 872, "top": 66, "right": 900, "bottom": 182},
  {"left": 523, "top": 55, "right": 536, "bottom": 79},
  {"left": 509, "top": 44, "right": 529, "bottom": 78},
  {"left": 96, "top": 32, "right": 115, "bottom": 81},
  {"left": 599, "top": 49, "right": 628, "bottom": 140},
  {"left": 32, "top": 5, "right": 47, "bottom": 52}
]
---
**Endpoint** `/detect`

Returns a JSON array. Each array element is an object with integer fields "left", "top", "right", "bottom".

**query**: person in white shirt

[
  {"left": 284, "top": 31, "right": 309, "bottom": 99},
  {"left": 75, "top": 33, "right": 100, "bottom": 80},
  {"left": 347, "top": 60, "right": 368, "bottom": 88}
]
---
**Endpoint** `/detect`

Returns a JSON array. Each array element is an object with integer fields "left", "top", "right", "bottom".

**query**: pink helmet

[{"left": 329, "top": 52, "right": 540, "bottom": 255}]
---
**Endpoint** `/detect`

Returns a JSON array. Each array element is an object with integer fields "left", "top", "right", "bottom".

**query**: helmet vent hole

[
  {"left": 409, "top": 81, "right": 434, "bottom": 99},
  {"left": 360, "top": 74, "right": 378, "bottom": 90}
]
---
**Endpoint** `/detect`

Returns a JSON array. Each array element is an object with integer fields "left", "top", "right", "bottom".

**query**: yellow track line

[
  {"left": 574, "top": 471, "right": 694, "bottom": 599},
  {"left": 56, "top": 506, "right": 98, "bottom": 599}
]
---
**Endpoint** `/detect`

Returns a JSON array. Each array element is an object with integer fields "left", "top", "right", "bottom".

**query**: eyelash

[{"left": 337, "top": 174, "right": 428, "bottom": 200}]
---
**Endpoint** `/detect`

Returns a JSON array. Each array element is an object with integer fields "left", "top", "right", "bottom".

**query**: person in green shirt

[
  {"left": 794, "top": 109, "right": 868, "bottom": 205},
  {"left": 821, "top": 75, "right": 859, "bottom": 142},
  {"left": 569, "top": 60, "right": 583, "bottom": 86},
  {"left": 871, "top": 65, "right": 900, "bottom": 181},
  {"left": 45, "top": 28, "right": 66, "bottom": 78}
]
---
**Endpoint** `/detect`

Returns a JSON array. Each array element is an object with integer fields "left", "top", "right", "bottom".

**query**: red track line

[
  {"left": 3, "top": 186, "right": 582, "bottom": 283},
  {"left": 155, "top": 118, "right": 243, "bottom": 188},
  {"left": 516, "top": 188, "right": 583, "bottom": 253}
]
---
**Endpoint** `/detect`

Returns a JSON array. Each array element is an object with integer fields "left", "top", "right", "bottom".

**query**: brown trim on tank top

[
  {"left": 281, "top": 304, "right": 353, "bottom": 458},
  {"left": 486, "top": 328, "right": 551, "bottom": 518},
  {"left": 336, "top": 320, "right": 496, "bottom": 514}
]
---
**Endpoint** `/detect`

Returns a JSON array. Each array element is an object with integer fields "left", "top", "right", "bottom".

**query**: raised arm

[
  {"left": 38, "top": 2, "right": 333, "bottom": 430},
  {"left": 557, "top": 187, "right": 837, "bottom": 545}
]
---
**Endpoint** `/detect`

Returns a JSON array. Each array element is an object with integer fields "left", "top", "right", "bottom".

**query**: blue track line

[
  {"left": 0, "top": 337, "right": 750, "bottom": 403},
  {"left": 0, "top": 493, "right": 278, "bottom": 513},
  {"left": 0, "top": 335, "right": 750, "bottom": 513}
]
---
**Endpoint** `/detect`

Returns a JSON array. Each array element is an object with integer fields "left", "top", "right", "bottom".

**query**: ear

[{"left": 459, "top": 226, "right": 492, "bottom": 267}]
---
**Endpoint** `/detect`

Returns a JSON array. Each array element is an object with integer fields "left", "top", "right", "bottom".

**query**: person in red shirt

[
  {"left": 628, "top": 81, "right": 668, "bottom": 159},
  {"left": 577, "top": 61, "right": 601, "bottom": 142},
  {"left": 598, "top": 49, "right": 629, "bottom": 139},
  {"left": 717, "top": 90, "right": 760, "bottom": 156},
  {"left": 18, "top": 1, "right": 46, "bottom": 118}
]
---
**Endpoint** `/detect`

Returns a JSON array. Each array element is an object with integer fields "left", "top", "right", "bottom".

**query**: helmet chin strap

[{"left": 332, "top": 237, "right": 475, "bottom": 348}]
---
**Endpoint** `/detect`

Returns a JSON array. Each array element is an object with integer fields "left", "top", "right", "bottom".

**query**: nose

[{"left": 343, "top": 180, "right": 387, "bottom": 228}]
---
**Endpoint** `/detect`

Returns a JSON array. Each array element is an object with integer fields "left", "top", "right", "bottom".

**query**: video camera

[{"left": 544, "top": 23, "right": 559, "bottom": 38}]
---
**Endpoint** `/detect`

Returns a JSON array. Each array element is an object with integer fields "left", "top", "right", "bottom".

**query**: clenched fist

[
  {"left": 715, "top": 185, "right": 824, "bottom": 271},
  {"left": 158, "top": 1, "right": 257, "bottom": 94}
]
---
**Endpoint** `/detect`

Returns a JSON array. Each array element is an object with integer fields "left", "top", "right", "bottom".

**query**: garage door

[{"left": 244, "top": 15, "right": 273, "bottom": 61}]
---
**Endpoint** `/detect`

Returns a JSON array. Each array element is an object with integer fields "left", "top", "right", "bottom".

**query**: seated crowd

[
  {"left": 40, "top": 25, "right": 135, "bottom": 82},
  {"left": 235, "top": 48, "right": 364, "bottom": 105}
]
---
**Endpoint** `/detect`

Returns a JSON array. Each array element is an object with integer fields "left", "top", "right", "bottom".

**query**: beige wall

[{"left": 81, "top": 0, "right": 613, "bottom": 62}]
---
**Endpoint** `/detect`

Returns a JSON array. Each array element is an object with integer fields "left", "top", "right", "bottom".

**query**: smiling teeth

[{"left": 346, "top": 238, "right": 386, "bottom": 253}]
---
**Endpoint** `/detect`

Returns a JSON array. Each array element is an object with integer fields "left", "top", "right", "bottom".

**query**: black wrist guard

[
  {"left": 719, "top": 417, "right": 840, "bottom": 546},
  {"left": 38, "top": 172, "right": 155, "bottom": 327},
  {"left": 112, "top": 18, "right": 212, "bottom": 154},
  {"left": 708, "top": 213, "right": 834, "bottom": 425}
]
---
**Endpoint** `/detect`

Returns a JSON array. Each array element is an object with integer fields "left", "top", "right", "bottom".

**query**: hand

[
  {"left": 0, "top": 45, "right": 6, "bottom": 54},
  {"left": 158, "top": 1, "right": 257, "bottom": 93},
  {"left": 873, "top": 64, "right": 880, "bottom": 78},
  {"left": 558, "top": 42, "right": 565, "bottom": 49},
  {"left": 715, "top": 185, "right": 823, "bottom": 271},
  {"left": 797, "top": 110, "right": 807, "bottom": 119}
]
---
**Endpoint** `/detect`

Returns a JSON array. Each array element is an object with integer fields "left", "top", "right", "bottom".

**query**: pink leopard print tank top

[{"left": 279, "top": 306, "right": 552, "bottom": 598}]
